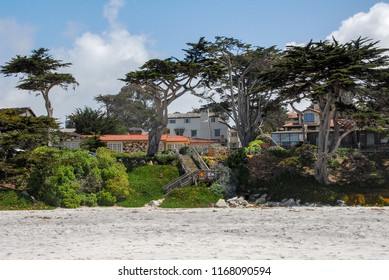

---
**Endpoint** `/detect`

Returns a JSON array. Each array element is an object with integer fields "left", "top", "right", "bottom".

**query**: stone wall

[{"left": 123, "top": 141, "right": 148, "bottom": 153}]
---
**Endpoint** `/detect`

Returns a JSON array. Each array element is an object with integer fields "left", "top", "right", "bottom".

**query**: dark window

[
  {"left": 191, "top": 130, "right": 197, "bottom": 137},
  {"left": 214, "top": 129, "right": 221, "bottom": 137},
  {"left": 169, "top": 119, "right": 176, "bottom": 124}
]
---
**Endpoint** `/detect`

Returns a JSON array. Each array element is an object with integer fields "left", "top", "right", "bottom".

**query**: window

[
  {"left": 214, "top": 129, "right": 221, "bottom": 137},
  {"left": 191, "top": 130, "right": 197, "bottom": 137},
  {"left": 169, "top": 119, "right": 176, "bottom": 124},
  {"left": 231, "top": 132, "right": 238, "bottom": 137},
  {"left": 107, "top": 143, "right": 122, "bottom": 152},
  {"left": 184, "top": 118, "right": 190, "bottom": 123},
  {"left": 210, "top": 117, "right": 216, "bottom": 122},
  {"left": 175, "top": 129, "right": 184, "bottom": 135},
  {"left": 304, "top": 113, "right": 315, "bottom": 123}
]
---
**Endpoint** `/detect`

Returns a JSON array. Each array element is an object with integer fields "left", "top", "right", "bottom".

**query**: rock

[
  {"left": 260, "top": 194, "right": 267, "bottom": 199},
  {"left": 255, "top": 197, "right": 267, "bottom": 204},
  {"left": 229, "top": 201, "right": 238, "bottom": 208},
  {"left": 242, "top": 200, "right": 249, "bottom": 207},
  {"left": 281, "top": 198, "right": 296, "bottom": 207},
  {"left": 146, "top": 198, "right": 165, "bottom": 207},
  {"left": 215, "top": 199, "right": 228, "bottom": 208},
  {"left": 337, "top": 200, "right": 346, "bottom": 207},
  {"left": 250, "top": 194, "right": 261, "bottom": 199},
  {"left": 238, "top": 196, "right": 245, "bottom": 202}
]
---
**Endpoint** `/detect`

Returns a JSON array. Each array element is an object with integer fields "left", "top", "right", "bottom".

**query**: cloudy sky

[{"left": 0, "top": 0, "right": 388, "bottom": 126}]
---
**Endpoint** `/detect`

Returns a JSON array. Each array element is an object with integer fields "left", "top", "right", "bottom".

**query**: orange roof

[{"left": 99, "top": 134, "right": 189, "bottom": 142}]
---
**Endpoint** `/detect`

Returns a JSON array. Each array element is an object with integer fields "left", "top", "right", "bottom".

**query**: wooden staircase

[{"left": 163, "top": 147, "right": 217, "bottom": 194}]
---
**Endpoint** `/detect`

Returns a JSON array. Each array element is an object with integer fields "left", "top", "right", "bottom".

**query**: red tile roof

[{"left": 99, "top": 134, "right": 189, "bottom": 142}]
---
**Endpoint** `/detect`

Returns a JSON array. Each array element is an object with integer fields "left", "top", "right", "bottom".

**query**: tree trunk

[
  {"left": 42, "top": 91, "right": 53, "bottom": 146},
  {"left": 313, "top": 95, "right": 333, "bottom": 185},
  {"left": 147, "top": 124, "right": 164, "bottom": 156},
  {"left": 314, "top": 152, "right": 329, "bottom": 184},
  {"left": 147, "top": 98, "right": 167, "bottom": 156}
]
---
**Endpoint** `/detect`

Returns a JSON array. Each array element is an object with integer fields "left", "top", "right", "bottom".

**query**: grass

[
  {"left": 161, "top": 185, "right": 222, "bottom": 208},
  {"left": 117, "top": 164, "right": 180, "bottom": 207},
  {"left": 0, "top": 190, "right": 52, "bottom": 210}
]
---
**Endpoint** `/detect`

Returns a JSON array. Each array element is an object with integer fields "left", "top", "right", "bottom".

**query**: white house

[{"left": 167, "top": 110, "right": 240, "bottom": 148}]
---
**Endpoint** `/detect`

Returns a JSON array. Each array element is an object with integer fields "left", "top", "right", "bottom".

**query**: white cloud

[
  {"left": 1, "top": 0, "right": 151, "bottom": 126},
  {"left": 103, "top": 0, "right": 125, "bottom": 29},
  {"left": 0, "top": 18, "right": 35, "bottom": 56},
  {"left": 328, "top": 2, "right": 389, "bottom": 47}
]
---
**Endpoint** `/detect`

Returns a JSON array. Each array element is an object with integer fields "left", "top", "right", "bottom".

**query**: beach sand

[{"left": 0, "top": 206, "right": 388, "bottom": 260}]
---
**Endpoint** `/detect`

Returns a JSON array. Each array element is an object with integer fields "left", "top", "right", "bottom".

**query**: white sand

[{"left": 0, "top": 206, "right": 388, "bottom": 260}]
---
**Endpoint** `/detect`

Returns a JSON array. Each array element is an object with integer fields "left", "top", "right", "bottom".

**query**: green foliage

[
  {"left": 0, "top": 110, "right": 60, "bottom": 162},
  {"left": 226, "top": 149, "right": 250, "bottom": 193},
  {"left": 0, "top": 190, "right": 51, "bottom": 210},
  {"left": 268, "top": 146, "right": 289, "bottom": 158},
  {"left": 161, "top": 186, "right": 221, "bottom": 208},
  {"left": 212, "top": 163, "right": 237, "bottom": 198},
  {"left": 80, "top": 193, "right": 98, "bottom": 207},
  {"left": 105, "top": 172, "right": 130, "bottom": 202},
  {"left": 245, "top": 140, "right": 264, "bottom": 154},
  {"left": 209, "top": 183, "right": 225, "bottom": 197},
  {"left": 95, "top": 84, "right": 156, "bottom": 131},
  {"left": 154, "top": 150, "right": 177, "bottom": 165},
  {"left": 27, "top": 147, "right": 130, "bottom": 208},
  {"left": 68, "top": 106, "right": 127, "bottom": 134},
  {"left": 96, "top": 189, "right": 116, "bottom": 206},
  {"left": 80, "top": 135, "right": 107, "bottom": 152}
]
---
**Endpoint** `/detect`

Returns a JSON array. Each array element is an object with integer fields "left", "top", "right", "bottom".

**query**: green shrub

[
  {"left": 105, "top": 172, "right": 130, "bottom": 202},
  {"left": 97, "top": 189, "right": 116, "bottom": 206},
  {"left": 226, "top": 149, "right": 249, "bottom": 193},
  {"left": 154, "top": 150, "right": 177, "bottom": 165},
  {"left": 245, "top": 140, "right": 264, "bottom": 155},
  {"left": 80, "top": 193, "right": 98, "bottom": 207},
  {"left": 0, "top": 190, "right": 51, "bottom": 210},
  {"left": 210, "top": 183, "right": 225, "bottom": 197},
  {"left": 60, "top": 182, "right": 82, "bottom": 208}
]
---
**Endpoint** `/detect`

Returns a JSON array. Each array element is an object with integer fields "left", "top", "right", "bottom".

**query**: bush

[
  {"left": 210, "top": 183, "right": 225, "bottom": 197},
  {"left": 213, "top": 163, "right": 237, "bottom": 198},
  {"left": 245, "top": 140, "right": 264, "bottom": 155},
  {"left": 80, "top": 193, "right": 98, "bottom": 207},
  {"left": 27, "top": 146, "right": 130, "bottom": 208},
  {"left": 97, "top": 189, "right": 116, "bottom": 206},
  {"left": 105, "top": 172, "right": 130, "bottom": 202},
  {"left": 348, "top": 194, "right": 366, "bottom": 205},
  {"left": 226, "top": 149, "right": 250, "bottom": 193},
  {"left": 154, "top": 150, "right": 177, "bottom": 165}
]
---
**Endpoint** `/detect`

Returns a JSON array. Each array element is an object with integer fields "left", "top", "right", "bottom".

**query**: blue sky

[{"left": 1, "top": 0, "right": 388, "bottom": 125}]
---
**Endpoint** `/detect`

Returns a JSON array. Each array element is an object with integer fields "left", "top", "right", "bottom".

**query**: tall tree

[
  {"left": 121, "top": 41, "right": 221, "bottom": 156},
  {"left": 0, "top": 109, "right": 60, "bottom": 161},
  {"left": 264, "top": 37, "right": 389, "bottom": 184},
  {"left": 1, "top": 48, "right": 79, "bottom": 118},
  {"left": 95, "top": 84, "right": 155, "bottom": 131},
  {"left": 190, "top": 37, "right": 284, "bottom": 147},
  {"left": 67, "top": 106, "right": 127, "bottom": 135}
]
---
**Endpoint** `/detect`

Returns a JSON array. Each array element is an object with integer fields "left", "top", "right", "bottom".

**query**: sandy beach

[{"left": 0, "top": 206, "right": 388, "bottom": 260}]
